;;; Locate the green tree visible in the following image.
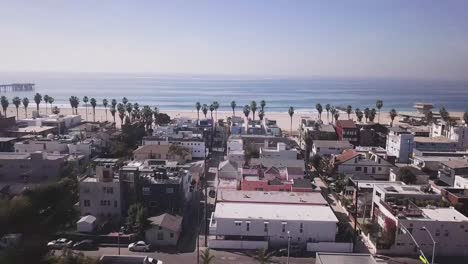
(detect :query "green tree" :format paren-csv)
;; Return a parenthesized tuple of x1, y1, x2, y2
(12, 96, 21, 119)
(376, 100, 383, 123)
(90, 98, 97, 122)
(48, 97, 54, 111)
(230, 100, 236, 116)
(389, 109, 397, 126)
(209, 104, 215, 120)
(117, 103, 125, 124)
(110, 108, 117, 123)
(201, 248, 215, 264)
(243, 105, 250, 119)
(334, 111, 340, 123)
(43, 94, 50, 114)
(82, 96, 89, 121)
(212, 101, 219, 121)
(355, 108, 363, 122)
(1, 96, 9, 117)
(122, 97, 128, 105)
(69, 96, 80, 115)
(439, 107, 450, 122)
(22, 97, 29, 118)
(202, 104, 208, 118)
(250, 101, 257, 120)
(102, 98, 109, 121)
(330, 106, 336, 123)
(399, 167, 417, 184)
(254, 248, 274, 264)
(316, 103, 323, 121)
(346, 105, 352, 119)
(369, 108, 377, 122)
(258, 110, 265, 121)
(34, 93, 42, 114)
(260, 100, 266, 111)
(111, 98, 117, 109)
(364, 107, 370, 122)
(195, 102, 201, 120)
(325, 104, 331, 122)
(288, 106, 295, 135)
(125, 103, 133, 118)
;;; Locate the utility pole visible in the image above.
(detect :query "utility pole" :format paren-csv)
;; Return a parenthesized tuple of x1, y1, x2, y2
(204, 151, 208, 247)
(352, 181, 359, 252)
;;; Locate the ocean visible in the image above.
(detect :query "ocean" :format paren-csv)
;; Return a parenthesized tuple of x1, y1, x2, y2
(1, 72, 467, 112)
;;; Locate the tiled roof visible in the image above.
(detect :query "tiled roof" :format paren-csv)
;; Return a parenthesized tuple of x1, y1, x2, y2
(148, 213, 183, 233)
(334, 149, 360, 164)
(336, 120, 357, 129)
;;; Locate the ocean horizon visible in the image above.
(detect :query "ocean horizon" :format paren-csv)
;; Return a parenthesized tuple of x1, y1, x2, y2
(1, 72, 467, 113)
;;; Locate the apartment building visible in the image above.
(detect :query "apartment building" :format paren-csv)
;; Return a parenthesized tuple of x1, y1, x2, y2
(386, 127, 414, 164)
(142, 136, 206, 159)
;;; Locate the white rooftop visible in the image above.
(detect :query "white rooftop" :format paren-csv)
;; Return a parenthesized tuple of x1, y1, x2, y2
(217, 190, 327, 205)
(214, 202, 338, 222)
(421, 207, 468, 222)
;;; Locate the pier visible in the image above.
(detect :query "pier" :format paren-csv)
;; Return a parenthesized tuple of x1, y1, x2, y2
(0, 83, 35, 93)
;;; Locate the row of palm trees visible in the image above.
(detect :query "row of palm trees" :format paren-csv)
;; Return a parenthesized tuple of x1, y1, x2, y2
(0, 93, 55, 119)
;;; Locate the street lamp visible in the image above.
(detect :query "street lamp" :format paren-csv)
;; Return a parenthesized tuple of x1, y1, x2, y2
(287, 231, 291, 264)
(400, 223, 429, 264)
(421, 226, 436, 264)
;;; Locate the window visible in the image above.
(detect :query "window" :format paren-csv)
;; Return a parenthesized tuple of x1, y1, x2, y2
(356, 167, 362, 172)
(235, 221, 242, 227)
(143, 187, 150, 195)
(300, 223, 303, 233)
(114, 200, 118, 208)
(282, 222, 287, 233)
(246, 221, 250, 232)
(264, 222, 269, 232)
(378, 167, 382, 171)
(84, 200, 90, 207)
(166, 188, 174, 194)
(170, 233, 174, 238)
(157, 232, 164, 240)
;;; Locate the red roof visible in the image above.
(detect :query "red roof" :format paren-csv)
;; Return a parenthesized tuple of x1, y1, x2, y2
(336, 120, 357, 129)
(334, 149, 359, 164)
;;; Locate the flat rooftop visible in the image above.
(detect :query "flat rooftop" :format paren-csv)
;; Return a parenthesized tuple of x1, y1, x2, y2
(0, 137, 17, 143)
(376, 184, 433, 195)
(217, 190, 327, 205)
(214, 202, 338, 222)
(421, 207, 468, 222)
(316, 253, 378, 264)
(9, 126, 55, 133)
(441, 159, 468, 169)
(414, 136, 455, 143)
(313, 140, 352, 148)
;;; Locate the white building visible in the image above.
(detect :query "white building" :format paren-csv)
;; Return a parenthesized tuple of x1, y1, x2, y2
(17, 114, 82, 133)
(263, 119, 281, 137)
(145, 213, 183, 247)
(454, 176, 468, 189)
(259, 142, 297, 160)
(431, 122, 468, 149)
(76, 215, 97, 233)
(209, 202, 338, 249)
(15, 139, 92, 158)
(79, 164, 121, 219)
(142, 136, 207, 159)
(312, 140, 353, 157)
(333, 150, 395, 180)
(386, 127, 414, 163)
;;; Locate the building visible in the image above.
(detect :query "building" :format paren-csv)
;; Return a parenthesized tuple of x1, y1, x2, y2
(335, 120, 358, 145)
(218, 160, 240, 180)
(312, 140, 353, 157)
(6, 126, 56, 137)
(431, 122, 468, 149)
(263, 119, 281, 136)
(259, 142, 298, 160)
(226, 136, 245, 165)
(440, 188, 468, 216)
(216, 189, 328, 205)
(386, 127, 414, 164)
(438, 159, 468, 186)
(454, 176, 468, 189)
(414, 136, 458, 152)
(79, 164, 122, 219)
(389, 166, 429, 185)
(133, 144, 192, 163)
(332, 150, 395, 180)
(0, 151, 68, 182)
(209, 202, 338, 249)
(14, 138, 92, 158)
(145, 213, 183, 247)
(142, 136, 206, 159)
(315, 253, 379, 264)
(356, 123, 388, 148)
(0, 137, 16, 152)
(76, 215, 97, 233)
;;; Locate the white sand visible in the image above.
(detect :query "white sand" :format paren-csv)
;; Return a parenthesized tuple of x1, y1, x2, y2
(4, 106, 465, 132)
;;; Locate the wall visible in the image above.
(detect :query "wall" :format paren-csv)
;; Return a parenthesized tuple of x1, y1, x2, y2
(306, 242, 353, 252)
(209, 239, 268, 250)
(145, 226, 179, 246)
(386, 132, 414, 163)
(0, 152, 65, 182)
(79, 179, 121, 219)
(241, 179, 292, 192)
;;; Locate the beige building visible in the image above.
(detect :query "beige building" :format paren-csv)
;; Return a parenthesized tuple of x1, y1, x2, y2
(145, 213, 183, 247)
(133, 145, 192, 163)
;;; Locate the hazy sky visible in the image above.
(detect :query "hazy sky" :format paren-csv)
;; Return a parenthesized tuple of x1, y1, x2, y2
(1, 0, 467, 80)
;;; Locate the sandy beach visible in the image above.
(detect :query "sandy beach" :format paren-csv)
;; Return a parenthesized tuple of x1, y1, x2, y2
(4, 106, 465, 132)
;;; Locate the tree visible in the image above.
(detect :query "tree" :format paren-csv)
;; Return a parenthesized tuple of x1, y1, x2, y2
(122, 97, 128, 105)
(200, 248, 215, 264)
(288, 106, 295, 135)
(22, 97, 29, 118)
(126, 103, 133, 118)
(168, 144, 191, 162)
(464, 110, 468, 126)
(304, 131, 314, 163)
(243, 105, 250, 119)
(369, 108, 377, 122)
(376, 100, 383, 123)
(202, 104, 208, 118)
(334, 111, 340, 123)
(258, 110, 265, 121)
(230, 101, 236, 116)
(310, 154, 322, 170)
(260, 100, 266, 111)
(142, 105, 154, 131)
(33, 93, 42, 114)
(117, 103, 125, 125)
(52, 106, 60, 115)
(43, 94, 50, 114)
(346, 105, 352, 119)
(102, 99, 109, 121)
(83, 96, 89, 121)
(90, 98, 97, 122)
(1, 96, 9, 117)
(133, 103, 140, 121)
(12, 96, 21, 119)
(355, 108, 363, 122)
(330, 106, 336, 123)
(69, 96, 80, 115)
(250, 101, 257, 120)
(389, 109, 397, 126)
(325, 104, 331, 122)
(111, 98, 117, 109)
(364, 107, 370, 122)
(48, 97, 54, 110)
(316, 103, 323, 121)
(195, 102, 201, 120)
(209, 104, 215, 120)
(399, 167, 417, 184)
(126, 204, 149, 235)
(425, 111, 434, 124)
(46, 248, 98, 264)
(110, 108, 116, 123)
(212, 101, 219, 121)
(439, 107, 450, 122)
(254, 248, 274, 264)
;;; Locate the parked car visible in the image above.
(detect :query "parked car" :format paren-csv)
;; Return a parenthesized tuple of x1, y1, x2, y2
(128, 241, 151, 252)
(72, 240, 97, 250)
(47, 238, 73, 249)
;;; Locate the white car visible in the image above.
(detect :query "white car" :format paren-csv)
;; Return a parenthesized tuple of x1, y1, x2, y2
(128, 241, 151, 252)
(47, 238, 73, 249)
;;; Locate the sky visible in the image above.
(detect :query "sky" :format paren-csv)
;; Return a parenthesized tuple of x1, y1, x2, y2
(0, 0, 467, 80)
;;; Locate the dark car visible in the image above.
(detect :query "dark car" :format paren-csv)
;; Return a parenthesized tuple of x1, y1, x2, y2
(72, 240, 97, 250)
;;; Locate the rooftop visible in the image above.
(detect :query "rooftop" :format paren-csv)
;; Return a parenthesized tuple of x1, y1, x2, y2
(8, 126, 55, 133)
(313, 140, 353, 148)
(315, 253, 378, 264)
(0, 137, 17, 143)
(334, 149, 360, 164)
(414, 136, 455, 144)
(217, 190, 326, 205)
(336, 120, 357, 129)
(441, 159, 468, 169)
(421, 207, 468, 222)
(214, 202, 338, 222)
(148, 213, 183, 233)
(376, 184, 433, 195)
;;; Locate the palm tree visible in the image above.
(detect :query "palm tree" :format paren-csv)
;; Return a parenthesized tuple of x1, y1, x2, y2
(200, 248, 215, 264)
(316, 103, 323, 121)
(376, 100, 383, 123)
(439, 107, 450, 122)
(463, 110, 468, 126)
(110, 108, 116, 123)
(90, 98, 97, 122)
(202, 104, 208, 118)
(364, 107, 370, 122)
(12, 96, 21, 119)
(389, 109, 398, 126)
(346, 105, 352, 119)
(209, 104, 215, 120)
(258, 110, 265, 121)
(83, 96, 89, 121)
(142, 106, 154, 131)
(111, 99, 117, 109)
(288, 106, 295, 135)
(126, 103, 133, 117)
(369, 108, 377, 122)
(22, 97, 29, 118)
(260, 100, 266, 111)
(48, 97, 54, 110)
(100, 99, 108, 121)
(195, 102, 201, 120)
(117, 103, 125, 125)
(122, 97, 128, 105)
(34, 93, 42, 114)
(1, 96, 9, 117)
(43, 94, 50, 114)
(425, 111, 434, 124)
(334, 111, 340, 123)
(243, 105, 250, 119)
(325, 104, 331, 123)
(330, 106, 336, 123)
(51, 106, 60, 115)
(254, 248, 275, 264)
(250, 101, 258, 120)
(355, 109, 363, 122)
(133, 103, 140, 121)
(69, 96, 80, 115)
(230, 101, 237, 116)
